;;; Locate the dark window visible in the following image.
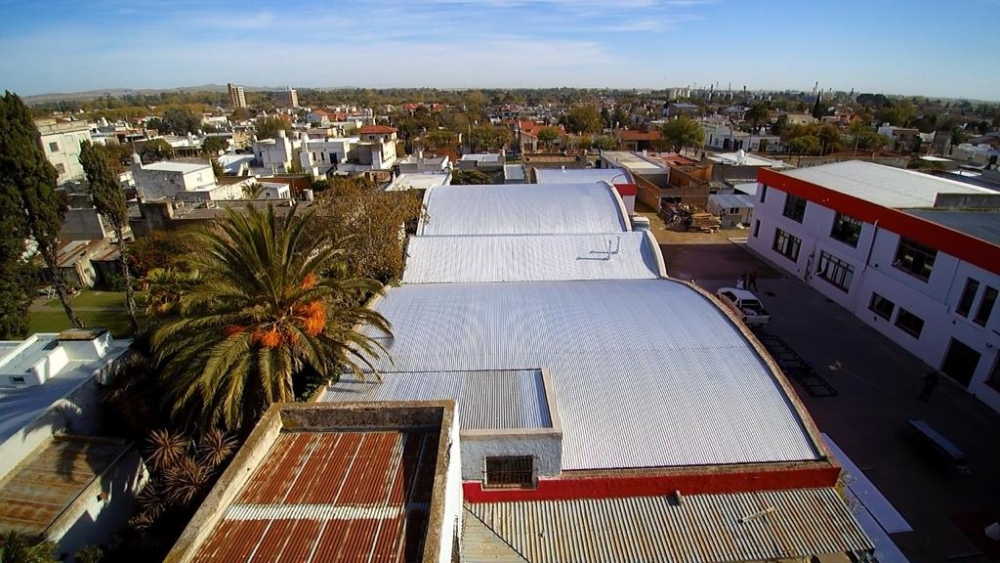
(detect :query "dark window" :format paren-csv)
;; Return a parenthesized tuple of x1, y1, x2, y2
(49, 142, 59, 152)
(974, 286, 997, 326)
(772, 228, 801, 262)
(956, 278, 980, 317)
(782, 194, 807, 222)
(869, 293, 895, 320)
(830, 213, 862, 247)
(760, 184, 767, 203)
(484, 456, 534, 488)
(10, 376, 25, 384)
(941, 338, 981, 387)
(893, 238, 936, 281)
(988, 356, 1000, 391)
(817, 251, 855, 292)
(55, 163, 66, 174)
(753, 220, 760, 238)
(894, 308, 925, 338)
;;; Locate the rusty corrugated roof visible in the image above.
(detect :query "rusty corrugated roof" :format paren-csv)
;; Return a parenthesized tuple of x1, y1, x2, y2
(192, 430, 438, 562)
(0, 436, 126, 536)
(465, 487, 874, 563)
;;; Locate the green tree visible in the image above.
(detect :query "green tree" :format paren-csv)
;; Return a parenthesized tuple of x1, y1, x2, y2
(591, 135, 619, 150)
(202, 136, 226, 155)
(255, 116, 292, 140)
(0, 150, 33, 338)
(468, 124, 511, 152)
(151, 203, 391, 431)
(450, 169, 493, 185)
(951, 126, 970, 146)
(0, 530, 58, 563)
(129, 229, 199, 276)
(563, 104, 603, 134)
(816, 123, 843, 155)
(788, 135, 821, 156)
(230, 107, 250, 122)
(536, 126, 560, 150)
(0, 92, 82, 328)
(745, 102, 770, 129)
(138, 138, 173, 163)
(79, 141, 139, 333)
(660, 117, 705, 152)
(311, 177, 425, 283)
(149, 108, 201, 135)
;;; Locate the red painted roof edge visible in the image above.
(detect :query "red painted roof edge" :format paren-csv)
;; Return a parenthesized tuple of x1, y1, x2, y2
(614, 183, 638, 196)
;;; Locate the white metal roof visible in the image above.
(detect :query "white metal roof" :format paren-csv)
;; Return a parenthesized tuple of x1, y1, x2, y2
(420, 183, 628, 236)
(534, 168, 632, 184)
(779, 160, 997, 209)
(325, 369, 551, 430)
(707, 152, 790, 168)
(342, 279, 819, 470)
(402, 232, 663, 284)
(709, 193, 756, 210)
(142, 161, 211, 173)
(465, 488, 873, 562)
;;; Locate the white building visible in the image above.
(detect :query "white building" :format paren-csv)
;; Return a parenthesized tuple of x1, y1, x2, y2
(0, 329, 146, 558)
(131, 158, 242, 202)
(297, 134, 357, 173)
(749, 161, 1000, 411)
(35, 119, 92, 185)
(252, 129, 300, 173)
(386, 171, 451, 191)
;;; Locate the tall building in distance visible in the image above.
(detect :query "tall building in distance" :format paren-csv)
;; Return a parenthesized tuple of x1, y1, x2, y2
(270, 86, 298, 108)
(226, 83, 246, 108)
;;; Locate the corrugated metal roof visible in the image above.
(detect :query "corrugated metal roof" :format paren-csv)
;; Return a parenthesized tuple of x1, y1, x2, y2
(337, 279, 819, 470)
(534, 168, 631, 185)
(193, 430, 438, 563)
(465, 488, 873, 563)
(904, 209, 1000, 246)
(0, 437, 126, 536)
(325, 370, 551, 430)
(708, 193, 756, 210)
(778, 160, 996, 209)
(420, 184, 628, 236)
(402, 233, 661, 284)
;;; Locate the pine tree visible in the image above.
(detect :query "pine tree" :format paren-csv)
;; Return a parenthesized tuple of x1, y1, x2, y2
(0, 166, 33, 338)
(0, 91, 82, 328)
(811, 94, 824, 120)
(79, 141, 139, 333)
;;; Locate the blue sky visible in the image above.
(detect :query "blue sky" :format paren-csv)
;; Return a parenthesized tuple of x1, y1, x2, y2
(1, 0, 997, 100)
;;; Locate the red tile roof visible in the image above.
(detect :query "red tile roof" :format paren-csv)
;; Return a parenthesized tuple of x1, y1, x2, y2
(192, 430, 438, 562)
(359, 125, 398, 134)
(617, 130, 661, 141)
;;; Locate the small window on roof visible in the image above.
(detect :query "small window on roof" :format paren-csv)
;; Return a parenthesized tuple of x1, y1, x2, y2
(484, 456, 534, 489)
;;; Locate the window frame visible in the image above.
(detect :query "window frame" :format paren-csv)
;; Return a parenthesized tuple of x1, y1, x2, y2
(483, 456, 535, 489)
(782, 194, 807, 223)
(48, 141, 59, 152)
(753, 220, 760, 238)
(973, 286, 997, 327)
(759, 184, 767, 203)
(955, 278, 980, 317)
(869, 293, 895, 320)
(892, 237, 937, 282)
(817, 251, 855, 292)
(988, 355, 1000, 392)
(830, 212, 862, 247)
(772, 228, 801, 262)
(894, 307, 925, 338)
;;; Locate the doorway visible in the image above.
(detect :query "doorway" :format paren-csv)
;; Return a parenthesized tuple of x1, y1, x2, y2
(941, 338, 981, 387)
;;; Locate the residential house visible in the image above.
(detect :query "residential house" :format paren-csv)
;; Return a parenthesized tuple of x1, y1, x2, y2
(35, 119, 92, 185)
(131, 157, 242, 202)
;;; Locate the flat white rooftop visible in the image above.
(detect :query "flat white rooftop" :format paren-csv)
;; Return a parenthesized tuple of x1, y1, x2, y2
(708, 152, 790, 168)
(387, 172, 450, 191)
(600, 151, 667, 172)
(778, 161, 998, 209)
(142, 161, 211, 173)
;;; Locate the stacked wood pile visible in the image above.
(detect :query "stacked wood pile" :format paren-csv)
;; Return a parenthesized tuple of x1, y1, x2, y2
(689, 212, 722, 233)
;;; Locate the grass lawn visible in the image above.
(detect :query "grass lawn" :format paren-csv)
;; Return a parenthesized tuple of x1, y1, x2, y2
(44, 290, 129, 309)
(29, 308, 138, 339)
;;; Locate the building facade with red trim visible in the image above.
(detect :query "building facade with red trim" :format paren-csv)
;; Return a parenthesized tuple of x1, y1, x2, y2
(750, 161, 1000, 411)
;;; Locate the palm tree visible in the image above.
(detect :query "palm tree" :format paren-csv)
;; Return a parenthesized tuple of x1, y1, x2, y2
(151, 203, 391, 431)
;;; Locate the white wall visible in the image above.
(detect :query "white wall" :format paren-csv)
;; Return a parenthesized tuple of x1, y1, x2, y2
(438, 411, 462, 563)
(41, 128, 92, 184)
(748, 183, 1000, 411)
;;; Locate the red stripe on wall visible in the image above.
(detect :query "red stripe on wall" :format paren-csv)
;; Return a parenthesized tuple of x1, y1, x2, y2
(758, 168, 1000, 277)
(463, 465, 841, 503)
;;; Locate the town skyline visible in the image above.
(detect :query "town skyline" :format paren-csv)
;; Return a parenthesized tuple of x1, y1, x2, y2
(2, 0, 998, 101)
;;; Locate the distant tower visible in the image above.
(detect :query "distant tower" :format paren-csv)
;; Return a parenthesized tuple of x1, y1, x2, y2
(227, 83, 247, 109)
(812, 81, 819, 97)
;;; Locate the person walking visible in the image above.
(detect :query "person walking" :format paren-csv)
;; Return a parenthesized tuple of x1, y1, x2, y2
(919, 371, 941, 402)
(740, 271, 748, 290)
(748, 270, 758, 291)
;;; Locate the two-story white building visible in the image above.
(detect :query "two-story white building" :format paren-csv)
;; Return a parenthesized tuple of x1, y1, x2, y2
(131, 158, 242, 202)
(35, 119, 92, 185)
(748, 161, 1000, 411)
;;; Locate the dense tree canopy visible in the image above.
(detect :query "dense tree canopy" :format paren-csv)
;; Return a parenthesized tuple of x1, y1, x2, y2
(255, 116, 292, 140)
(562, 104, 603, 134)
(149, 107, 201, 135)
(660, 117, 704, 152)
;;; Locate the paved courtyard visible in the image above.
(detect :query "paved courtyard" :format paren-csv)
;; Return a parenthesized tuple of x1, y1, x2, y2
(639, 207, 1000, 562)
